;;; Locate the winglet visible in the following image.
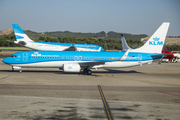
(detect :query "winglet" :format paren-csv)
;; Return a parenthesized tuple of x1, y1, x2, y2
(119, 49, 130, 61)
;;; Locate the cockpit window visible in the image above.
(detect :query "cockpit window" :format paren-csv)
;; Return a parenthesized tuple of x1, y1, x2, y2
(11, 55, 17, 58)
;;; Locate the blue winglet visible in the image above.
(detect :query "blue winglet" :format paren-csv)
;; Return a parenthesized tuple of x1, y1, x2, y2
(12, 24, 25, 34)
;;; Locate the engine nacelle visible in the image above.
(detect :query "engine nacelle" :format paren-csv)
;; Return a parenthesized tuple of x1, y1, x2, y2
(63, 63, 81, 72)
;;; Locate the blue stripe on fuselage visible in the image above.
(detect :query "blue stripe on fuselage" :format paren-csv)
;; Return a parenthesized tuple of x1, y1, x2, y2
(3, 51, 157, 65)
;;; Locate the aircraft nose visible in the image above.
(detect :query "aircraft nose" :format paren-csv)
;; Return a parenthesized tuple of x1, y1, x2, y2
(2, 57, 10, 64)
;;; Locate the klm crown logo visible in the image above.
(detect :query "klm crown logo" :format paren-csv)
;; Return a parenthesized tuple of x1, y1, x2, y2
(153, 37, 160, 41)
(31, 52, 41, 56)
(68, 66, 72, 69)
(149, 37, 163, 45)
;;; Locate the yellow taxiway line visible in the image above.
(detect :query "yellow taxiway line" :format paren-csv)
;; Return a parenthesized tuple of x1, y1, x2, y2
(98, 85, 113, 120)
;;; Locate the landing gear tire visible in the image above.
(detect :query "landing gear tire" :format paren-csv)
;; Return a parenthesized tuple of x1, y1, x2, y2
(87, 70, 92, 75)
(83, 68, 87, 74)
(19, 69, 22, 73)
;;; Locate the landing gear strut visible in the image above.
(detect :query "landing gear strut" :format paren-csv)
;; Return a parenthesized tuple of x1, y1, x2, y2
(158, 59, 162, 64)
(12, 66, 14, 72)
(83, 68, 92, 75)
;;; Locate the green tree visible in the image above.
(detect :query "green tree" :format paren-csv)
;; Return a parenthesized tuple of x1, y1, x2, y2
(39, 36, 46, 41)
(51, 38, 59, 42)
(57, 37, 63, 42)
(45, 36, 52, 42)
(63, 37, 70, 43)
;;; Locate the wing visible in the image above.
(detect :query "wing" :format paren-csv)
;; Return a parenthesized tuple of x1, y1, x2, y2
(78, 61, 106, 67)
(77, 50, 128, 67)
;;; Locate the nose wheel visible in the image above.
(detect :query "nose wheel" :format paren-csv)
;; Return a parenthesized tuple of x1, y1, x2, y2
(83, 68, 92, 75)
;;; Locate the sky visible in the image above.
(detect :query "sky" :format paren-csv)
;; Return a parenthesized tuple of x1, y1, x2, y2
(0, 0, 179, 36)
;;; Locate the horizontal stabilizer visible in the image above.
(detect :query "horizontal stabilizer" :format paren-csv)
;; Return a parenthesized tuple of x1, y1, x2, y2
(151, 53, 174, 57)
(6, 40, 15, 43)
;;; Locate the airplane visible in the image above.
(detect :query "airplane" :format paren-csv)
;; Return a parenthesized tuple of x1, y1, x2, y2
(121, 34, 132, 52)
(7, 24, 104, 52)
(3, 22, 170, 75)
(121, 32, 175, 63)
(161, 50, 174, 62)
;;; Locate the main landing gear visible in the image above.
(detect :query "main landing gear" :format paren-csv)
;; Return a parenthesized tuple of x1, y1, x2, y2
(83, 68, 92, 75)
(12, 66, 22, 73)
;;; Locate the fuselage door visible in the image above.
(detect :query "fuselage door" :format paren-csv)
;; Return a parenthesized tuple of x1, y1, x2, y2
(138, 54, 142, 63)
(23, 52, 28, 62)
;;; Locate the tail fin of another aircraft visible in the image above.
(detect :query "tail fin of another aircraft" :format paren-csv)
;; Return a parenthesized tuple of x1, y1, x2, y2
(121, 34, 132, 51)
(12, 24, 33, 43)
(131, 22, 170, 53)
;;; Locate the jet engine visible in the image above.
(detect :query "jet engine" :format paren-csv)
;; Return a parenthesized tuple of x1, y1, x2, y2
(18, 41, 26, 46)
(63, 63, 81, 72)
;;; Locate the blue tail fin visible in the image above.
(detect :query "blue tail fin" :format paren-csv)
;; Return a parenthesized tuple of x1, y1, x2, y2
(12, 24, 33, 42)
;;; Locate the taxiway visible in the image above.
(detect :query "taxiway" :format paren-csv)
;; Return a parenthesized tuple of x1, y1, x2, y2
(0, 58, 180, 120)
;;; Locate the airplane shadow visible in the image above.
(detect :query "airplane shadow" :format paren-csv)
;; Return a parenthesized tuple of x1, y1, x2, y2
(93, 69, 142, 74)
(0, 70, 60, 74)
(0, 69, 143, 74)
